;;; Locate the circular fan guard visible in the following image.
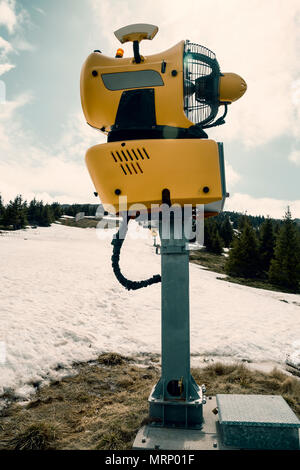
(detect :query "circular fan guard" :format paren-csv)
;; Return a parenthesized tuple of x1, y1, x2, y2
(183, 41, 221, 128)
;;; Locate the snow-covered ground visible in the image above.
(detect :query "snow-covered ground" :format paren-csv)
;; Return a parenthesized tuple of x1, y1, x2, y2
(0, 223, 299, 400)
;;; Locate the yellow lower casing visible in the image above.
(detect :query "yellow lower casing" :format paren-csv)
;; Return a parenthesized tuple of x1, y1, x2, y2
(85, 139, 223, 213)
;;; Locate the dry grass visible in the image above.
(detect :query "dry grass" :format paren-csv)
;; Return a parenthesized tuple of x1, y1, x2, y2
(189, 249, 300, 294)
(0, 354, 299, 450)
(59, 218, 100, 229)
(6, 422, 60, 450)
(97, 352, 132, 366)
(59, 218, 120, 229)
(189, 249, 226, 274)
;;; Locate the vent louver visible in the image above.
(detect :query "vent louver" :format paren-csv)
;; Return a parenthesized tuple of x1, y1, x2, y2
(111, 147, 149, 175)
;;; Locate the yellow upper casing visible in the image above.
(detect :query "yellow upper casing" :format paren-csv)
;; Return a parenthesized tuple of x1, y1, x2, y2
(85, 139, 223, 213)
(80, 41, 193, 132)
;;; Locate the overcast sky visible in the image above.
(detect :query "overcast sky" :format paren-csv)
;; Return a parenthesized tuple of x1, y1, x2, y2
(0, 0, 299, 218)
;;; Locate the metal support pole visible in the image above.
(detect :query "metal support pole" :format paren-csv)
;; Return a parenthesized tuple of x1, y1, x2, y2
(148, 213, 205, 428)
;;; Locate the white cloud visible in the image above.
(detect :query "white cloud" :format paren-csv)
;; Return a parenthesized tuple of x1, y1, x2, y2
(0, 36, 15, 75)
(226, 192, 300, 219)
(0, 0, 17, 33)
(11, 37, 36, 52)
(0, 62, 14, 75)
(225, 162, 241, 187)
(0, 91, 31, 121)
(0, 95, 101, 205)
(34, 7, 45, 16)
(0, 93, 32, 149)
(0, 36, 13, 57)
(288, 149, 300, 166)
(0, 1, 33, 58)
(57, 111, 105, 161)
(0, 158, 96, 205)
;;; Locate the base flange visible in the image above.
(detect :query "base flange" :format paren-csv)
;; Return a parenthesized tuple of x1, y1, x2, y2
(133, 397, 227, 450)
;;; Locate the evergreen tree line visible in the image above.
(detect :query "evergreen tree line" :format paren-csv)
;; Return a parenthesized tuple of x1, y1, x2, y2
(0, 195, 63, 229)
(62, 204, 98, 217)
(203, 211, 285, 256)
(203, 209, 300, 292)
(0, 195, 100, 230)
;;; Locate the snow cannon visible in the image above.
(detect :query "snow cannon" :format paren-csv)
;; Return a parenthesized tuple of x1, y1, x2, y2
(80, 23, 247, 218)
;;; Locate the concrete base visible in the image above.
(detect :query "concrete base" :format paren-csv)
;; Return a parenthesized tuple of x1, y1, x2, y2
(133, 395, 300, 450)
(133, 397, 232, 450)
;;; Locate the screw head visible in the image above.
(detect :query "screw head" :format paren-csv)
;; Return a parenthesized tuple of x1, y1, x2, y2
(171, 69, 177, 76)
(203, 186, 210, 193)
(115, 189, 121, 195)
(92, 70, 98, 77)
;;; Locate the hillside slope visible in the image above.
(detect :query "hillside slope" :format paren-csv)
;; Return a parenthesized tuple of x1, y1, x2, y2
(0, 223, 299, 401)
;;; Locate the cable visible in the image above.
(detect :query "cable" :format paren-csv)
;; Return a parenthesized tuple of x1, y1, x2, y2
(203, 103, 228, 129)
(111, 214, 161, 290)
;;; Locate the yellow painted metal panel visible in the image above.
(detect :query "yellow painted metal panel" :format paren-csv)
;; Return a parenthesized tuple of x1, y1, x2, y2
(80, 41, 192, 132)
(85, 139, 222, 213)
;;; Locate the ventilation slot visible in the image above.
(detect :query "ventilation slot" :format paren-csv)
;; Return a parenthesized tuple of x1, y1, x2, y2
(120, 164, 127, 175)
(111, 147, 149, 175)
(116, 151, 123, 162)
(121, 150, 128, 161)
(142, 147, 150, 159)
(136, 162, 143, 174)
(137, 149, 144, 160)
(111, 152, 117, 162)
(131, 149, 139, 160)
(126, 150, 134, 161)
(131, 163, 138, 174)
(125, 164, 132, 175)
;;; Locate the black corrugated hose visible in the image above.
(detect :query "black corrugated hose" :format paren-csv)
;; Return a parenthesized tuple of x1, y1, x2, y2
(111, 214, 161, 290)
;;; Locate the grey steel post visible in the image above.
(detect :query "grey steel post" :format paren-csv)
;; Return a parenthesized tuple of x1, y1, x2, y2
(149, 211, 204, 428)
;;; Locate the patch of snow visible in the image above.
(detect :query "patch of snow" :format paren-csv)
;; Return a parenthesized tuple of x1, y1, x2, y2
(0, 222, 299, 399)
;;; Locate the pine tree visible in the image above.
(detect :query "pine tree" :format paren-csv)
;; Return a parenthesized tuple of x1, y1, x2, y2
(225, 220, 260, 278)
(210, 228, 224, 255)
(37, 202, 52, 226)
(51, 202, 63, 220)
(259, 217, 275, 274)
(2, 195, 28, 230)
(204, 219, 213, 251)
(0, 194, 4, 225)
(238, 214, 249, 232)
(268, 208, 300, 291)
(28, 198, 39, 225)
(204, 219, 224, 255)
(220, 216, 234, 248)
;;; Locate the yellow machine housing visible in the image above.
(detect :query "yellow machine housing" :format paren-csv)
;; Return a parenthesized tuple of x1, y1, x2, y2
(81, 25, 246, 215)
(81, 41, 189, 133)
(80, 41, 246, 133)
(86, 139, 225, 216)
